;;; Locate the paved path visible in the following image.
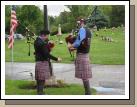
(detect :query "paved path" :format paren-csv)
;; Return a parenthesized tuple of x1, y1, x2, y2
(5, 62, 125, 95)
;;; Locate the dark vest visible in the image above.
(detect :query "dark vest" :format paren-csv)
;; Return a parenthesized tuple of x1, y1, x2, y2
(77, 27, 92, 53)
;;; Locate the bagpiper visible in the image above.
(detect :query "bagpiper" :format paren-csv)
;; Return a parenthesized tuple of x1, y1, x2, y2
(34, 30, 61, 95)
(68, 19, 93, 95)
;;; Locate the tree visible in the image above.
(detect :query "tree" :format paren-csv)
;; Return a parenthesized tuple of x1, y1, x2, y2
(99, 5, 112, 27)
(5, 5, 11, 34)
(66, 5, 92, 20)
(87, 6, 109, 30)
(110, 5, 125, 27)
(5, 5, 125, 35)
(5, 5, 44, 35)
(17, 5, 43, 35)
(49, 11, 73, 34)
(49, 16, 55, 26)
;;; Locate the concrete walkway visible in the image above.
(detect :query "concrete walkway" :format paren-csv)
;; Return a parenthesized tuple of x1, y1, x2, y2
(5, 62, 125, 95)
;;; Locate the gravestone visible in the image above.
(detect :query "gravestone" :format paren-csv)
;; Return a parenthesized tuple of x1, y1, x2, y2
(57, 24, 63, 44)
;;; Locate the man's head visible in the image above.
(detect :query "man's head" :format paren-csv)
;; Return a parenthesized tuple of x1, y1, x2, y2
(39, 30, 50, 40)
(77, 19, 86, 28)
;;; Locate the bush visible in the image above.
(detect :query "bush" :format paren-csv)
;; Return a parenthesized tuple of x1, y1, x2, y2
(61, 23, 74, 33)
(50, 23, 74, 35)
(50, 25, 58, 35)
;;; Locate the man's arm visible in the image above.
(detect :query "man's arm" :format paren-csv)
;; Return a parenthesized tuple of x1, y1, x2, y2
(41, 43, 58, 61)
(72, 27, 86, 48)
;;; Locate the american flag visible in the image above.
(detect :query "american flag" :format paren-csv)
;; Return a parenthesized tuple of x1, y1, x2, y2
(8, 5, 18, 49)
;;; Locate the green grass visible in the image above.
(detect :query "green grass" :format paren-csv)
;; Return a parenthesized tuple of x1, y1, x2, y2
(5, 27, 125, 64)
(5, 80, 96, 95)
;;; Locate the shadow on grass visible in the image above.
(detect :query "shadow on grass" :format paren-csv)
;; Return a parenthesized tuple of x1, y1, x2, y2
(17, 81, 70, 89)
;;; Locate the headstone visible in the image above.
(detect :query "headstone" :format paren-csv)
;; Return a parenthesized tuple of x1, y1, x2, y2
(57, 24, 62, 43)
(101, 36, 104, 40)
(58, 24, 62, 36)
(59, 40, 63, 44)
(104, 27, 107, 31)
(92, 25, 97, 32)
(112, 27, 115, 31)
(103, 36, 113, 42)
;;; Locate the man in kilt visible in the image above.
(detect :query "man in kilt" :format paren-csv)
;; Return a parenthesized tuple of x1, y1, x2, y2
(34, 30, 61, 95)
(68, 19, 92, 95)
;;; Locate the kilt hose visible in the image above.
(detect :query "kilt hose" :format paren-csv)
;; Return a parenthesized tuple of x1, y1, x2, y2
(75, 53, 92, 79)
(35, 61, 51, 80)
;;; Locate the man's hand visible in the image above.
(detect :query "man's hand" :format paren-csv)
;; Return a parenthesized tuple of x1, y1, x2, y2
(67, 43, 76, 51)
(70, 47, 76, 51)
(57, 57, 62, 62)
(67, 42, 72, 48)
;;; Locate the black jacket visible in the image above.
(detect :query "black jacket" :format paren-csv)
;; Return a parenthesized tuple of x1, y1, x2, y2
(77, 27, 92, 53)
(34, 37, 58, 61)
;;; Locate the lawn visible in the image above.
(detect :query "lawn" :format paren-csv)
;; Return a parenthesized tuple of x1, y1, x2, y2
(5, 27, 125, 64)
(5, 80, 96, 95)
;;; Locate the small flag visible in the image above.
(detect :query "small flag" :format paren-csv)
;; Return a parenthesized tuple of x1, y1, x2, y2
(8, 5, 18, 49)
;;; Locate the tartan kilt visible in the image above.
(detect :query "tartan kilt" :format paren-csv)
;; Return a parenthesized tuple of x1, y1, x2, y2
(35, 61, 51, 80)
(75, 53, 92, 79)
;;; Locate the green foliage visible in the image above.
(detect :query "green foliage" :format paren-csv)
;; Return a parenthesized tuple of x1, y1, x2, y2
(5, 5, 43, 35)
(49, 5, 94, 34)
(110, 5, 125, 27)
(18, 5, 43, 35)
(5, 5, 11, 34)
(87, 6, 109, 30)
(49, 5, 125, 33)
(50, 25, 58, 35)
(61, 23, 73, 33)
(49, 16, 56, 25)
(97, 5, 125, 27)
(67, 5, 92, 21)
(5, 5, 125, 35)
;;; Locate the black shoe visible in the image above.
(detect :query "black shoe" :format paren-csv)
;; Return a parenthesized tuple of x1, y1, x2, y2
(83, 80, 91, 95)
(37, 80, 45, 95)
(38, 91, 45, 95)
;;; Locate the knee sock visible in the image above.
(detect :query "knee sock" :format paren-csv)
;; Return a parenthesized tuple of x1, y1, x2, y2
(82, 79, 91, 95)
(37, 80, 45, 95)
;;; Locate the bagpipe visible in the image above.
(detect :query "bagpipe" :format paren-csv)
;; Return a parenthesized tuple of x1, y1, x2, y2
(45, 40, 55, 52)
(17, 21, 36, 56)
(44, 40, 55, 76)
(65, 30, 77, 59)
(17, 21, 55, 56)
(18, 21, 55, 76)
(65, 34, 76, 49)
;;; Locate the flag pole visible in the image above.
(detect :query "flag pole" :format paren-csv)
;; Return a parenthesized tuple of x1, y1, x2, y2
(11, 40, 14, 80)
(8, 5, 18, 94)
(10, 36, 14, 93)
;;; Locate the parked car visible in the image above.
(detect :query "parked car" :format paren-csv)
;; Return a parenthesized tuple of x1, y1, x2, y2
(5, 34, 9, 40)
(14, 34, 24, 40)
(5, 34, 24, 40)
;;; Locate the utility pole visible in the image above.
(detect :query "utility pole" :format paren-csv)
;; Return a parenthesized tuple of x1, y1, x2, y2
(43, 5, 57, 85)
(44, 5, 49, 30)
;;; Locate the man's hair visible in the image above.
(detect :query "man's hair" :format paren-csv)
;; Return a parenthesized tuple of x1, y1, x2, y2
(80, 19, 86, 24)
(40, 30, 50, 36)
(77, 19, 86, 26)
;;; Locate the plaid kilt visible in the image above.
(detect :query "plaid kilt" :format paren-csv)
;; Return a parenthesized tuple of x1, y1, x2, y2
(75, 53, 92, 79)
(35, 61, 51, 80)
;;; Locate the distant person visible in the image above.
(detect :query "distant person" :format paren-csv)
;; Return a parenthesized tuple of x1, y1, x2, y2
(68, 19, 93, 95)
(34, 30, 61, 95)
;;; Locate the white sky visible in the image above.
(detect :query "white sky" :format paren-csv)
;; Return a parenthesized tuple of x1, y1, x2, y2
(37, 5, 70, 16)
